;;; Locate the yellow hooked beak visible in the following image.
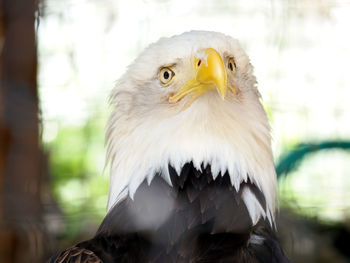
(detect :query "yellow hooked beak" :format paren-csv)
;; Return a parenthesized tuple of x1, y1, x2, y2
(169, 48, 232, 104)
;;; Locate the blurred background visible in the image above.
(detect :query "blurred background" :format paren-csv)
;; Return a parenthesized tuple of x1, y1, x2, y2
(1, 0, 350, 262)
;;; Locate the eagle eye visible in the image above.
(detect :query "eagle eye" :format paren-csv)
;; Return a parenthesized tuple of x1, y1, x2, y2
(159, 67, 175, 85)
(227, 57, 236, 72)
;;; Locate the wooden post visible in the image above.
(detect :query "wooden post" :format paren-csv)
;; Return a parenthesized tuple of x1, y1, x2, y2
(0, 0, 46, 262)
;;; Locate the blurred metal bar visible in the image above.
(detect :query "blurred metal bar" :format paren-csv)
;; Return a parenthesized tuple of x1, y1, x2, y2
(0, 0, 46, 262)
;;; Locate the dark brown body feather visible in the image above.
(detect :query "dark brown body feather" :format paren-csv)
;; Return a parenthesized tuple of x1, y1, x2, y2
(49, 163, 289, 263)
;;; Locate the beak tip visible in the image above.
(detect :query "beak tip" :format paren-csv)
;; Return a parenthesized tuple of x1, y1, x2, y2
(217, 86, 226, 100)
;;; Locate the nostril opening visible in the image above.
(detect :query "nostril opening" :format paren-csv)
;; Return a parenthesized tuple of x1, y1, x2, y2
(197, 60, 201, 67)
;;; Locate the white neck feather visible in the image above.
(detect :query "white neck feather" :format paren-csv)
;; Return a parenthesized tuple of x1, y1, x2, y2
(106, 91, 277, 226)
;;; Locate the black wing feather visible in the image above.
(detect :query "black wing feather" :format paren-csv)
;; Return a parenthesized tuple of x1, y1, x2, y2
(49, 247, 102, 263)
(50, 162, 289, 263)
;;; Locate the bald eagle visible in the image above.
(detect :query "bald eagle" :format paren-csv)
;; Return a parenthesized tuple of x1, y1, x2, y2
(50, 31, 289, 263)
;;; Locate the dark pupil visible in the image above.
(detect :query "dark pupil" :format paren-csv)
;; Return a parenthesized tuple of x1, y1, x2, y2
(164, 71, 170, 79)
(229, 62, 233, 71)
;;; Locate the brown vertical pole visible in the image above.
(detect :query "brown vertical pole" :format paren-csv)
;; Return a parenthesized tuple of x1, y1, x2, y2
(0, 0, 45, 262)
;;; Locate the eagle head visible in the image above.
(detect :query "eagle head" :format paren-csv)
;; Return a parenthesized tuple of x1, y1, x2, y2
(106, 31, 277, 226)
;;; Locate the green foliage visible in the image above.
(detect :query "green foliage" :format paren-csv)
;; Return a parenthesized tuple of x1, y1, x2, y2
(45, 114, 109, 237)
(277, 141, 350, 222)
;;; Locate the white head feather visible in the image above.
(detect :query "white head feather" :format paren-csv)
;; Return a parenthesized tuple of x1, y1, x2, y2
(106, 31, 277, 225)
